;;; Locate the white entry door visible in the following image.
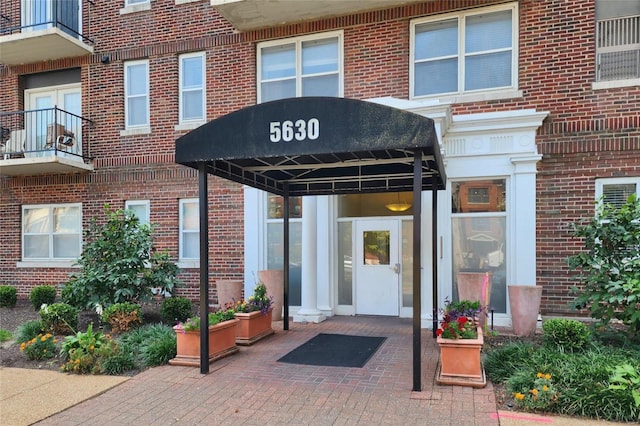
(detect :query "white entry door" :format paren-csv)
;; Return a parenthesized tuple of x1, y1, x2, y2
(355, 219, 400, 316)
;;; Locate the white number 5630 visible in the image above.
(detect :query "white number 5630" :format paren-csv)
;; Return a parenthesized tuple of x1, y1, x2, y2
(270, 118, 319, 143)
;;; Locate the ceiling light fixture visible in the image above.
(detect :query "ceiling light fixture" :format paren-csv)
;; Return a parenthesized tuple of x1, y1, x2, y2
(385, 192, 412, 212)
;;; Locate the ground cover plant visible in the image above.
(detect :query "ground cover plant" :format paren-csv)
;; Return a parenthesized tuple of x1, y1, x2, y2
(484, 330, 640, 422)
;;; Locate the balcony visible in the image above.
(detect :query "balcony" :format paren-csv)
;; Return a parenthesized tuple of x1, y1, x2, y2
(210, 0, 425, 31)
(596, 15, 640, 82)
(0, 107, 94, 176)
(0, 0, 94, 66)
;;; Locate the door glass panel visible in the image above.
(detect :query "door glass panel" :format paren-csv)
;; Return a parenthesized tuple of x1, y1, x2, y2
(362, 230, 390, 265)
(337, 221, 352, 305)
(267, 222, 302, 306)
(401, 220, 413, 308)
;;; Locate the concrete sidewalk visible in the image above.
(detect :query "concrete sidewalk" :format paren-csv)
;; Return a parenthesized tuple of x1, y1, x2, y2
(1, 317, 622, 425)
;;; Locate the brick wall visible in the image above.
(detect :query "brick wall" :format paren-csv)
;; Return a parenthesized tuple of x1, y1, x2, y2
(1, 0, 639, 314)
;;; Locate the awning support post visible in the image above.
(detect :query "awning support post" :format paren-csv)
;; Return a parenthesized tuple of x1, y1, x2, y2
(283, 184, 290, 331)
(412, 151, 422, 392)
(432, 174, 439, 337)
(198, 165, 210, 374)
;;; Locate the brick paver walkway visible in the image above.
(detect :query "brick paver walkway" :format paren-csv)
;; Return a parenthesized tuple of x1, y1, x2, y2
(37, 316, 498, 425)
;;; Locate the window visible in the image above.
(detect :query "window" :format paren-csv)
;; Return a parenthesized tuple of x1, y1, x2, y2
(258, 31, 342, 103)
(179, 199, 199, 260)
(125, 200, 150, 226)
(179, 52, 205, 124)
(451, 179, 507, 313)
(22, 204, 81, 260)
(596, 177, 640, 209)
(595, 0, 640, 83)
(124, 60, 149, 129)
(411, 3, 517, 98)
(126, 0, 149, 5)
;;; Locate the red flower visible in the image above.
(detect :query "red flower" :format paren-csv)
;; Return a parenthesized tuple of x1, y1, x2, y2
(457, 317, 468, 324)
(436, 329, 443, 336)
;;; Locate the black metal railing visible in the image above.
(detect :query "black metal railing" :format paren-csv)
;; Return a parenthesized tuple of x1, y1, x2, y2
(0, 107, 93, 161)
(0, 0, 94, 45)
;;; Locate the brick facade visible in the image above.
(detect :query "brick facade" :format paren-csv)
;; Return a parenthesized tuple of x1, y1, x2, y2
(1, 0, 639, 316)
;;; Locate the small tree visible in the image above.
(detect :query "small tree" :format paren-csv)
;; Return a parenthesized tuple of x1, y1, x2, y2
(62, 204, 179, 309)
(567, 194, 640, 336)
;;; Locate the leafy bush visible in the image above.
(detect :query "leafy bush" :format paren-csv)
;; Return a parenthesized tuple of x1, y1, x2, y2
(20, 333, 57, 360)
(101, 302, 142, 333)
(542, 318, 591, 352)
(609, 364, 640, 408)
(0, 286, 17, 308)
(29, 285, 57, 310)
(62, 205, 179, 310)
(40, 303, 78, 335)
(484, 341, 538, 383)
(61, 323, 115, 374)
(161, 297, 192, 324)
(567, 194, 640, 337)
(0, 329, 12, 342)
(15, 320, 45, 343)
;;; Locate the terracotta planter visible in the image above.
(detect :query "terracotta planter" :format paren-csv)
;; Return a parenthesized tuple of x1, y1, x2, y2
(436, 327, 486, 388)
(258, 270, 283, 321)
(457, 272, 492, 327)
(234, 309, 275, 345)
(169, 318, 239, 367)
(508, 285, 542, 336)
(216, 279, 243, 308)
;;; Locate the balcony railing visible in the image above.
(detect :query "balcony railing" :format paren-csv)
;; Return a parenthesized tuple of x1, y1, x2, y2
(0, 107, 94, 175)
(596, 15, 640, 81)
(0, 0, 94, 65)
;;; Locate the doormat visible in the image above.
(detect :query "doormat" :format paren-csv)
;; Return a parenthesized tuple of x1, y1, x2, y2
(277, 333, 386, 368)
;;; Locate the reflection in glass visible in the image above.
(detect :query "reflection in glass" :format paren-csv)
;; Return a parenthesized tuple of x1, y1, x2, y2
(362, 230, 390, 265)
(401, 220, 413, 308)
(267, 222, 302, 306)
(267, 195, 302, 219)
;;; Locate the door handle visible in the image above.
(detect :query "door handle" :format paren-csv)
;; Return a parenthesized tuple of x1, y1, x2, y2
(393, 263, 401, 274)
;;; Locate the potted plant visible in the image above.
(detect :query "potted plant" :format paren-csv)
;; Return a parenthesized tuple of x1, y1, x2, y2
(436, 298, 486, 388)
(229, 281, 274, 345)
(169, 308, 239, 367)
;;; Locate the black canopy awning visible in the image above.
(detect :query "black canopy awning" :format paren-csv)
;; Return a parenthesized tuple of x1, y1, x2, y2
(176, 97, 446, 195)
(175, 97, 446, 392)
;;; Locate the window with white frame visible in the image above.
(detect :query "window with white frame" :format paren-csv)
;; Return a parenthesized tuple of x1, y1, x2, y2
(125, 200, 150, 226)
(179, 52, 206, 124)
(126, 0, 149, 5)
(596, 177, 640, 209)
(257, 31, 342, 103)
(179, 199, 199, 260)
(22, 204, 82, 260)
(124, 60, 149, 128)
(411, 3, 517, 98)
(595, 1, 640, 83)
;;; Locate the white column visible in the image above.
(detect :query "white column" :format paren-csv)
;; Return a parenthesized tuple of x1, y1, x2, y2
(293, 196, 326, 323)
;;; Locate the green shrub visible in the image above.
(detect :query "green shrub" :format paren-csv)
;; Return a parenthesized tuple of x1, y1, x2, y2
(101, 302, 142, 333)
(161, 297, 192, 324)
(62, 205, 179, 309)
(118, 324, 176, 369)
(567, 194, 640, 336)
(29, 285, 57, 310)
(0, 329, 12, 342)
(20, 333, 57, 360)
(543, 318, 591, 351)
(484, 341, 538, 383)
(0, 286, 17, 308)
(40, 303, 78, 335)
(15, 320, 45, 343)
(100, 348, 137, 375)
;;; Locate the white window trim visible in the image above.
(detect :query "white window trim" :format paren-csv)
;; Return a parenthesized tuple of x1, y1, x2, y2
(410, 2, 519, 101)
(124, 59, 150, 130)
(21, 203, 82, 263)
(595, 177, 640, 204)
(179, 198, 199, 262)
(257, 30, 344, 103)
(178, 51, 206, 126)
(592, 78, 640, 91)
(125, 199, 150, 226)
(120, 0, 151, 15)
